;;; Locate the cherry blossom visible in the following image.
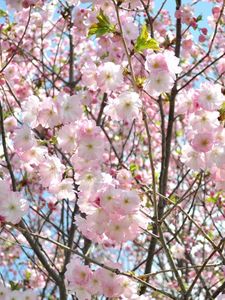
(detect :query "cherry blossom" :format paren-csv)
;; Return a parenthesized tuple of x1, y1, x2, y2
(192, 132, 214, 153)
(38, 156, 65, 187)
(105, 91, 141, 122)
(0, 0, 225, 299)
(13, 125, 36, 152)
(57, 124, 77, 153)
(97, 62, 123, 91)
(197, 83, 224, 111)
(57, 94, 83, 124)
(0, 180, 28, 224)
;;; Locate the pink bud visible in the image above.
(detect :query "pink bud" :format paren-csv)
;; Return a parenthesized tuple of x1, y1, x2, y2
(0, 74, 5, 86)
(201, 28, 208, 35)
(0, 215, 6, 223)
(199, 34, 206, 43)
(48, 202, 57, 211)
(212, 6, 220, 17)
(63, 86, 70, 93)
(175, 9, 182, 19)
(22, 0, 30, 8)
(94, 197, 101, 207)
(190, 20, 197, 29)
(135, 174, 142, 181)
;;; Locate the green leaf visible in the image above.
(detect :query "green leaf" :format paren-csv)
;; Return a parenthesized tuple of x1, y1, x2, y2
(206, 196, 218, 204)
(130, 163, 138, 173)
(49, 136, 58, 145)
(0, 9, 7, 18)
(208, 231, 214, 240)
(9, 281, 20, 291)
(3, 110, 12, 120)
(169, 195, 179, 204)
(147, 223, 153, 230)
(97, 9, 111, 26)
(2, 23, 15, 35)
(134, 24, 160, 53)
(196, 15, 202, 22)
(25, 270, 31, 281)
(175, 129, 183, 137)
(88, 9, 116, 38)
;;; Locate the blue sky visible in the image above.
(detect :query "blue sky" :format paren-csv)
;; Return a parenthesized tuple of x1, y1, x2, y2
(0, 0, 213, 24)
(0, 0, 6, 10)
(0, 0, 214, 45)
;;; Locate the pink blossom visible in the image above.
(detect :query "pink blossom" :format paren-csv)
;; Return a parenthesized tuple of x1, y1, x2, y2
(105, 215, 130, 242)
(76, 120, 101, 140)
(0, 186, 28, 224)
(4, 116, 17, 132)
(57, 124, 77, 153)
(144, 71, 174, 95)
(192, 132, 214, 153)
(81, 62, 98, 89)
(99, 186, 118, 212)
(115, 190, 140, 215)
(77, 136, 105, 161)
(176, 90, 196, 115)
(85, 209, 109, 235)
(206, 146, 225, 169)
(49, 178, 75, 201)
(22, 95, 40, 128)
(102, 279, 124, 298)
(181, 145, 205, 170)
(145, 50, 181, 79)
(87, 269, 103, 295)
(57, 94, 83, 124)
(217, 57, 225, 74)
(121, 17, 139, 43)
(97, 62, 123, 91)
(39, 156, 65, 187)
(116, 169, 132, 187)
(190, 110, 219, 131)
(197, 83, 224, 111)
(65, 256, 92, 300)
(72, 285, 91, 300)
(1, 2, 225, 299)
(201, 28, 208, 35)
(98, 268, 124, 298)
(38, 98, 59, 128)
(19, 146, 46, 165)
(65, 256, 92, 287)
(175, 5, 194, 25)
(105, 91, 141, 122)
(13, 125, 36, 152)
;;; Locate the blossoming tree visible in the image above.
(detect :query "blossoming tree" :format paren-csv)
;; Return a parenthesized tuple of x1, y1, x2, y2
(0, 0, 225, 299)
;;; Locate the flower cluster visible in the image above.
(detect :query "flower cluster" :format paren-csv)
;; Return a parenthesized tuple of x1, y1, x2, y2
(65, 256, 146, 300)
(144, 50, 181, 95)
(0, 180, 28, 224)
(6, 0, 41, 10)
(181, 82, 225, 189)
(6, 84, 145, 244)
(105, 91, 142, 123)
(0, 0, 224, 299)
(0, 284, 36, 300)
(76, 175, 145, 244)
